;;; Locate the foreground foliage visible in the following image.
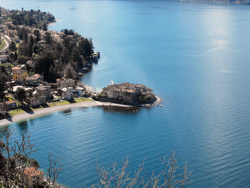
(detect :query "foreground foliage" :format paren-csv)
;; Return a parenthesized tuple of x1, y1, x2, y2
(92, 153, 192, 188)
(0, 129, 62, 187)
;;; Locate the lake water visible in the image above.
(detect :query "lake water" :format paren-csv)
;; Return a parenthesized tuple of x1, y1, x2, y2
(2, 0, 250, 187)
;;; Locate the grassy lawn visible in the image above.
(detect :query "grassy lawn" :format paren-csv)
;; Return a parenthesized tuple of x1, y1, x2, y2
(8, 98, 93, 116)
(9, 109, 25, 116)
(0, 39, 6, 51)
(48, 100, 71, 107)
(74, 98, 92, 103)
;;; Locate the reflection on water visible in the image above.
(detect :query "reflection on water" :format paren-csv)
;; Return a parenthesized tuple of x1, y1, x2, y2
(60, 109, 72, 116)
(101, 106, 140, 114)
(29, 114, 53, 126)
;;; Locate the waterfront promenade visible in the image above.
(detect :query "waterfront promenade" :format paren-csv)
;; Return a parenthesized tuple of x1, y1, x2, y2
(0, 97, 161, 127)
(0, 100, 132, 127)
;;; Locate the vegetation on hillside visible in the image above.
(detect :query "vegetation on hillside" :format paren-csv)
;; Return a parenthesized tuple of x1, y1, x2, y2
(0, 7, 95, 103)
(0, 7, 55, 31)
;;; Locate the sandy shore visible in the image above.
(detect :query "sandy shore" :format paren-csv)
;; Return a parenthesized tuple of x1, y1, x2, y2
(0, 97, 161, 128)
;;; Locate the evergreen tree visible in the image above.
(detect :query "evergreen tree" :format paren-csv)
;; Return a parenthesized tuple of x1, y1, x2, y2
(9, 41, 17, 52)
(15, 88, 26, 104)
(44, 32, 52, 45)
(43, 22, 47, 31)
(71, 46, 81, 63)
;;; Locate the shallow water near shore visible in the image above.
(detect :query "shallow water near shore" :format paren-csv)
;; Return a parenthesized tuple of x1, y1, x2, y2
(2, 0, 250, 187)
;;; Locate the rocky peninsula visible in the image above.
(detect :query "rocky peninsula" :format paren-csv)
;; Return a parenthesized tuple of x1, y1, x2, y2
(95, 82, 157, 106)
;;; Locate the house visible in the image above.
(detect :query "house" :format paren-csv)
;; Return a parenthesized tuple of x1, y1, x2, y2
(23, 167, 44, 187)
(92, 52, 100, 58)
(0, 55, 8, 63)
(76, 87, 84, 96)
(25, 74, 43, 86)
(13, 85, 24, 93)
(29, 96, 46, 107)
(61, 88, 72, 100)
(6, 100, 17, 110)
(50, 82, 59, 89)
(26, 60, 35, 68)
(60, 79, 76, 88)
(12, 66, 27, 82)
(36, 85, 51, 100)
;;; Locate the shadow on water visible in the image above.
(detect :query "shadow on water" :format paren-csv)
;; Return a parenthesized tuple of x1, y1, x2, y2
(100, 106, 141, 114)
(60, 109, 72, 116)
(16, 120, 29, 133)
(29, 114, 53, 125)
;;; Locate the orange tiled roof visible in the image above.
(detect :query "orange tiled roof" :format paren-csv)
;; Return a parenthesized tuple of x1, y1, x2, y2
(24, 167, 44, 176)
(12, 66, 21, 71)
(6, 101, 16, 104)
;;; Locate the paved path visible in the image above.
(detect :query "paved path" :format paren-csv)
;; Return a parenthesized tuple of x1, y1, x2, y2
(0, 100, 133, 127)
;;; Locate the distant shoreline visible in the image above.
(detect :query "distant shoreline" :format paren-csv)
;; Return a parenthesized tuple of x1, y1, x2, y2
(180, 0, 250, 5)
(0, 97, 161, 128)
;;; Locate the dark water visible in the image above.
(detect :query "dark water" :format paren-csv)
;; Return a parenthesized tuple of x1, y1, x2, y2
(2, 0, 250, 187)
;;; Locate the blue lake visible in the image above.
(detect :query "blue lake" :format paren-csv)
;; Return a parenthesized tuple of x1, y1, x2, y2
(2, 0, 250, 187)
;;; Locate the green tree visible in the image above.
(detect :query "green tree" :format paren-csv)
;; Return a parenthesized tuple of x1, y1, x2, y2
(44, 32, 52, 45)
(43, 22, 47, 31)
(34, 29, 40, 43)
(15, 88, 26, 104)
(71, 46, 81, 62)
(0, 67, 8, 101)
(9, 41, 16, 52)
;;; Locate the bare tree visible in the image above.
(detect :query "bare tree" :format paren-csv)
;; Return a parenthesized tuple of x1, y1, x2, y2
(92, 152, 192, 188)
(0, 129, 37, 187)
(14, 133, 37, 186)
(47, 153, 63, 187)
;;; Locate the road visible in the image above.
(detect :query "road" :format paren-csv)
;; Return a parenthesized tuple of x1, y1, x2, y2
(0, 33, 11, 53)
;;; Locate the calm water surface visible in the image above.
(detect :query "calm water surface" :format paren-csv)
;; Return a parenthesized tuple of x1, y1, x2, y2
(2, 0, 250, 187)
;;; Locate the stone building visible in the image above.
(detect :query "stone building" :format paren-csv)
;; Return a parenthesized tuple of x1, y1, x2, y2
(23, 167, 44, 187)
(29, 96, 46, 107)
(61, 88, 73, 101)
(25, 74, 43, 86)
(100, 83, 155, 105)
(35, 85, 51, 101)
(0, 55, 8, 63)
(6, 101, 17, 110)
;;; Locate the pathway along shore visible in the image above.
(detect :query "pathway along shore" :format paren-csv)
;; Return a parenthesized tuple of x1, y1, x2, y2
(0, 97, 161, 128)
